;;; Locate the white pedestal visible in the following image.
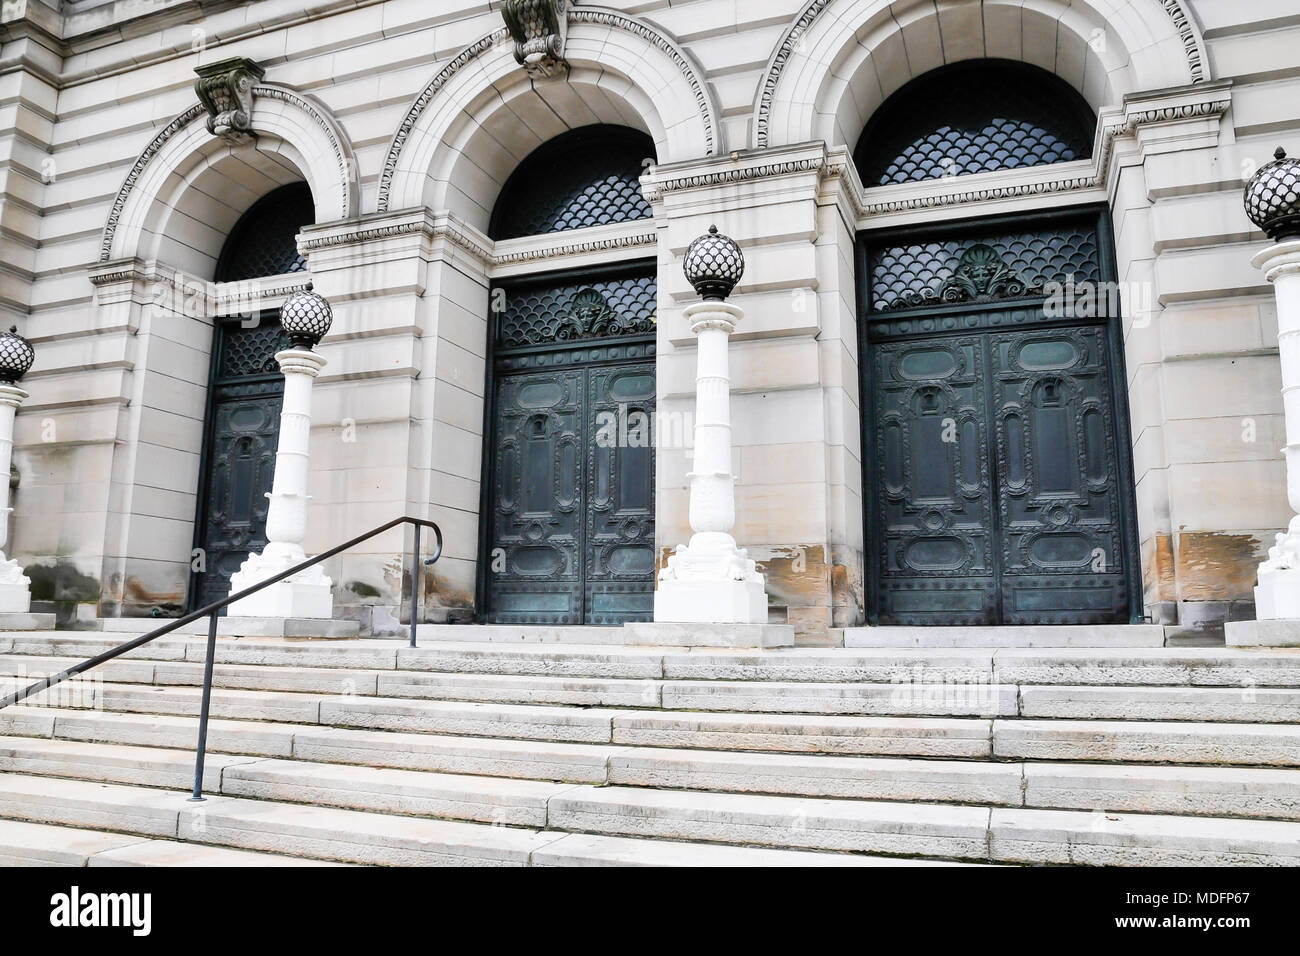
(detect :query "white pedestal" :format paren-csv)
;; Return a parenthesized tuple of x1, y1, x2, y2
(654, 575, 767, 625)
(0, 569, 31, 614)
(226, 559, 334, 619)
(0, 385, 32, 616)
(225, 349, 335, 620)
(654, 301, 771, 626)
(1249, 243, 1300, 622)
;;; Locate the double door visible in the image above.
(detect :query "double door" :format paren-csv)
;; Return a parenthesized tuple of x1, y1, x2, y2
(869, 322, 1132, 625)
(484, 352, 655, 624)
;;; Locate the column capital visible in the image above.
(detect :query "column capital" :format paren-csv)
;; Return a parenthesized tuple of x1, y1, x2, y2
(684, 301, 743, 336)
(0, 384, 29, 410)
(275, 348, 327, 378)
(1251, 239, 1300, 280)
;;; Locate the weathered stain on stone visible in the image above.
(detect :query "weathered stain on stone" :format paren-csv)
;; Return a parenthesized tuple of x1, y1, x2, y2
(1143, 532, 1177, 602)
(1174, 531, 1265, 602)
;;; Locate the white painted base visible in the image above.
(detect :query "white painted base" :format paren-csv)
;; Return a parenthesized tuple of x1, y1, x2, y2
(1253, 571, 1300, 620)
(0, 612, 54, 631)
(0, 581, 31, 614)
(227, 551, 333, 620)
(653, 579, 768, 625)
(1225, 619, 1300, 648)
(623, 622, 795, 648)
(0, 554, 31, 614)
(844, 625, 1168, 648)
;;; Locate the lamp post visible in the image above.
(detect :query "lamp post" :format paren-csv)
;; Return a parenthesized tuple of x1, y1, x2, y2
(227, 284, 336, 619)
(1230, 148, 1300, 645)
(653, 226, 770, 625)
(0, 327, 36, 620)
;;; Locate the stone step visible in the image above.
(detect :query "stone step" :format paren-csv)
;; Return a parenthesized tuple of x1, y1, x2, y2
(547, 786, 1300, 864)
(7, 723, 1300, 827)
(0, 818, 347, 867)
(994, 719, 1300, 766)
(844, 625, 1167, 648)
(9, 679, 1300, 765)
(18, 663, 1296, 731)
(9, 639, 1300, 688)
(0, 707, 616, 781)
(1019, 684, 1300, 723)
(0, 774, 894, 866)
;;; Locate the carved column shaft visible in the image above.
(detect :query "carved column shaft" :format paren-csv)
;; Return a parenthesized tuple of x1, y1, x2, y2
(686, 306, 739, 540)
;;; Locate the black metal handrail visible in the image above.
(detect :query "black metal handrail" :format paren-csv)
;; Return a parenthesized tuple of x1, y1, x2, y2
(0, 515, 442, 800)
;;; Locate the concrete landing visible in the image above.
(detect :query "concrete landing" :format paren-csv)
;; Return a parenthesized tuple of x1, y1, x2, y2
(100, 616, 360, 640)
(623, 622, 795, 648)
(0, 613, 54, 631)
(417, 623, 795, 648)
(1226, 620, 1300, 648)
(845, 625, 1167, 649)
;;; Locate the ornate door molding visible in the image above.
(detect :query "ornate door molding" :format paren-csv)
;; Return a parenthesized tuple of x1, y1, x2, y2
(859, 207, 1141, 625)
(480, 262, 657, 624)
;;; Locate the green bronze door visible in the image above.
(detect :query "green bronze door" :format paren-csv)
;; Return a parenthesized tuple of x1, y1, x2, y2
(481, 267, 657, 625)
(192, 317, 287, 610)
(861, 209, 1140, 625)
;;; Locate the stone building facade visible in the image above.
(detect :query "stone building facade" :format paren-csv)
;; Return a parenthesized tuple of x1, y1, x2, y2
(0, 0, 1294, 641)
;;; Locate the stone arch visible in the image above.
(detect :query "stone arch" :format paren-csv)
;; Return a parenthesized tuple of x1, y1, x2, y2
(755, 0, 1211, 150)
(99, 84, 358, 276)
(378, 9, 719, 226)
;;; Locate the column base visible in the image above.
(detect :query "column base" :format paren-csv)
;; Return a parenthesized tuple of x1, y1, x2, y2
(227, 551, 334, 619)
(0, 582, 31, 614)
(0, 555, 32, 614)
(653, 577, 768, 625)
(1253, 571, 1300, 620)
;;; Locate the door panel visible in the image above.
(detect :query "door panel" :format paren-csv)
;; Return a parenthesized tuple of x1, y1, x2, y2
(872, 336, 996, 625)
(487, 367, 586, 624)
(992, 326, 1129, 623)
(586, 362, 656, 623)
(484, 359, 656, 625)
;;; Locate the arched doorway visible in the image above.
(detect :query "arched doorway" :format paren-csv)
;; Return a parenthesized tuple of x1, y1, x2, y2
(191, 182, 313, 610)
(479, 126, 658, 625)
(856, 62, 1141, 626)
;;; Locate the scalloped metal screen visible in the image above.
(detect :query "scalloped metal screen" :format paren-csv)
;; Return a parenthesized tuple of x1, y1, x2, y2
(216, 183, 314, 282)
(867, 223, 1101, 313)
(490, 126, 655, 240)
(855, 61, 1096, 187)
(495, 270, 657, 349)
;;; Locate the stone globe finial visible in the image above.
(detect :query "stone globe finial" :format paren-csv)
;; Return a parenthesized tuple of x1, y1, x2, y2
(1245, 146, 1300, 242)
(0, 326, 35, 385)
(279, 281, 333, 350)
(683, 225, 745, 301)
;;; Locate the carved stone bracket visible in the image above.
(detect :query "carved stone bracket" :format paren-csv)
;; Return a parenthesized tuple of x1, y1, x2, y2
(501, 0, 569, 79)
(194, 57, 265, 145)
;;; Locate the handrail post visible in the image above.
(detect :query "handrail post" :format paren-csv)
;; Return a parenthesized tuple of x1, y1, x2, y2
(409, 524, 421, 649)
(189, 612, 219, 802)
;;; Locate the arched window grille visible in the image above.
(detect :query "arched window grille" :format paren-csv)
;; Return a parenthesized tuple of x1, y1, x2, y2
(489, 125, 656, 241)
(215, 182, 314, 282)
(854, 60, 1096, 188)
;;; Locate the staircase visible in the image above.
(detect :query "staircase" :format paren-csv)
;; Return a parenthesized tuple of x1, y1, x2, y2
(1, 628, 1298, 866)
